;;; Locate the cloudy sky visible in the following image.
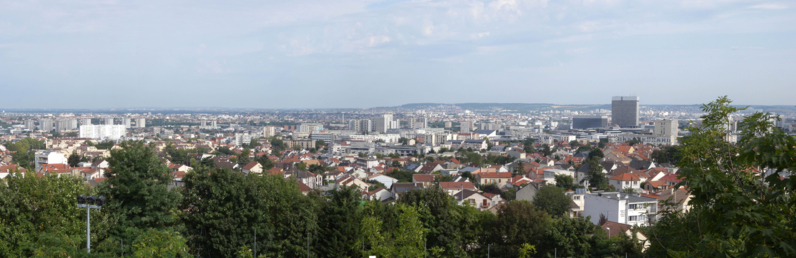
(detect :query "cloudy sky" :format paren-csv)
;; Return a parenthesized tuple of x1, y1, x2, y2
(0, 0, 794, 109)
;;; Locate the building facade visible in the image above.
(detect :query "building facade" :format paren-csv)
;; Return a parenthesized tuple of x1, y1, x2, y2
(612, 96, 639, 128)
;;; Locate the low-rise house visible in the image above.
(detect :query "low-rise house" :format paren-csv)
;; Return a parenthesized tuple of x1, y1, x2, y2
(515, 182, 545, 203)
(241, 162, 263, 175)
(567, 188, 587, 218)
(601, 221, 650, 251)
(391, 183, 423, 200)
(656, 188, 692, 213)
(367, 174, 399, 189)
(419, 162, 444, 174)
(439, 181, 477, 196)
(609, 173, 641, 192)
(454, 189, 494, 210)
(476, 172, 513, 188)
(366, 187, 392, 201)
(412, 174, 438, 188)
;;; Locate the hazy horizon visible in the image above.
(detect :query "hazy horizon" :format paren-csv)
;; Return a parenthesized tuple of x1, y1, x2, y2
(1, 0, 794, 109)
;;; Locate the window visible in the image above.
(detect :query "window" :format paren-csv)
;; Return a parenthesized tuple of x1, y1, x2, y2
(629, 216, 638, 221)
(629, 204, 637, 209)
(573, 196, 580, 200)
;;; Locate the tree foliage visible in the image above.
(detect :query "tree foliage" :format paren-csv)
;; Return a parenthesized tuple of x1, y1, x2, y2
(532, 186, 571, 218)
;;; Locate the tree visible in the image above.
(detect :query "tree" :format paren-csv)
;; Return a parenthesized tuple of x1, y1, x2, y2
(67, 153, 81, 167)
(569, 140, 581, 149)
(554, 174, 576, 190)
(645, 96, 796, 257)
(131, 228, 191, 258)
(587, 148, 604, 160)
(541, 145, 552, 156)
(486, 200, 550, 257)
(391, 161, 402, 168)
(0, 173, 107, 257)
(237, 148, 251, 167)
(181, 167, 319, 258)
(98, 140, 181, 252)
(500, 187, 517, 201)
(532, 186, 571, 218)
(425, 156, 435, 163)
(398, 187, 466, 257)
(316, 187, 363, 257)
(514, 162, 525, 177)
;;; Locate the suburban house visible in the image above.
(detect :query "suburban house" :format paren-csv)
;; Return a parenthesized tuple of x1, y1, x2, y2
(419, 162, 443, 174)
(462, 139, 488, 150)
(454, 189, 494, 210)
(412, 174, 438, 188)
(656, 188, 692, 213)
(367, 174, 399, 189)
(366, 187, 392, 201)
(583, 192, 658, 227)
(241, 161, 263, 174)
(567, 188, 587, 218)
(601, 221, 650, 251)
(476, 172, 513, 188)
(515, 182, 545, 203)
(609, 173, 641, 192)
(391, 183, 424, 200)
(543, 169, 587, 187)
(439, 181, 477, 196)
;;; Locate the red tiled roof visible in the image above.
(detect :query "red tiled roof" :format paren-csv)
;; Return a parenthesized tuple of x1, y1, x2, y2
(609, 173, 640, 181)
(413, 174, 437, 182)
(479, 172, 513, 178)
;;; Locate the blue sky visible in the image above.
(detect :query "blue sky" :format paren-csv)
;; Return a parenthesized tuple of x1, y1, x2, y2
(0, 0, 794, 109)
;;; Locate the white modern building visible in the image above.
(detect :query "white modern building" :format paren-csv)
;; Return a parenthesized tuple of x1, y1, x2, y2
(34, 150, 68, 171)
(543, 169, 588, 187)
(137, 118, 146, 128)
(583, 192, 658, 227)
(79, 125, 126, 140)
(123, 118, 133, 128)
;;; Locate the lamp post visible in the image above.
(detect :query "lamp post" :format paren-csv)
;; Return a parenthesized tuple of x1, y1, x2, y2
(77, 195, 105, 253)
(606, 227, 611, 238)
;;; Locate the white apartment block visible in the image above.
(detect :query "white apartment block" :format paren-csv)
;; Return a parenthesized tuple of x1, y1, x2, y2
(137, 118, 146, 128)
(584, 192, 658, 227)
(80, 125, 126, 140)
(34, 150, 67, 171)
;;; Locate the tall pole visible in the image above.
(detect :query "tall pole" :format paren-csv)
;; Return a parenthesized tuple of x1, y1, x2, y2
(86, 206, 91, 253)
(254, 229, 256, 258)
(307, 232, 309, 258)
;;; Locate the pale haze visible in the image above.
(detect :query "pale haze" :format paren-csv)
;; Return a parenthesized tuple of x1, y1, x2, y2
(0, 0, 794, 109)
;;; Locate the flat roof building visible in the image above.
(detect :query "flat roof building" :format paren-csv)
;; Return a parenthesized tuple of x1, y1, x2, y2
(612, 96, 639, 128)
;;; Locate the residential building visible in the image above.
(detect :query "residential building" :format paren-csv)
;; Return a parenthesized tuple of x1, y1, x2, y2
(375, 114, 394, 133)
(609, 173, 641, 192)
(80, 125, 126, 140)
(34, 150, 68, 171)
(241, 162, 263, 175)
(477, 172, 513, 187)
(584, 192, 657, 227)
(137, 118, 146, 128)
(123, 118, 132, 128)
(39, 119, 53, 132)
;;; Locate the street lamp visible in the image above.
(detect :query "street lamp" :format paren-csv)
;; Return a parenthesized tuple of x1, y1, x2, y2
(77, 194, 105, 253)
(606, 227, 611, 238)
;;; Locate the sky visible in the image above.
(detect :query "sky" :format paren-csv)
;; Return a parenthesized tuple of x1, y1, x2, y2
(0, 0, 794, 109)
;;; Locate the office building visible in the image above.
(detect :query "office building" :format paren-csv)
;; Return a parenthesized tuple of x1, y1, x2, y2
(137, 118, 146, 128)
(612, 96, 639, 128)
(572, 116, 609, 129)
(39, 119, 53, 132)
(79, 125, 126, 140)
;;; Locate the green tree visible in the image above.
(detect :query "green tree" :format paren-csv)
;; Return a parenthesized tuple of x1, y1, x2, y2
(0, 173, 108, 257)
(646, 96, 796, 257)
(316, 187, 363, 257)
(554, 174, 576, 190)
(532, 186, 571, 218)
(237, 148, 251, 167)
(68, 152, 81, 167)
(391, 160, 402, 168)
(131, 228, 192, 258)
(181, 166, 319, 258)
(500, 187, 517, 201)
(398, 187, 466, 257)
(99, 140, 181, 253)
(486, 200, 550, 257)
